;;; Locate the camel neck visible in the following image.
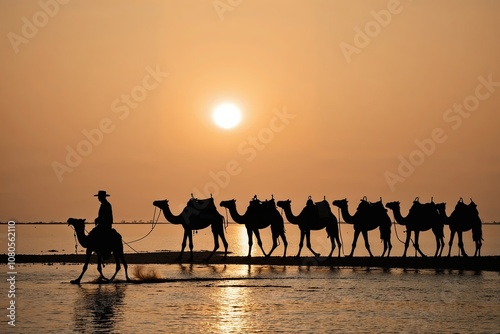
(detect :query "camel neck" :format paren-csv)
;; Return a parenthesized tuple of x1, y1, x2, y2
(282, 205, 300, 225)
(160, 205, 184, 225)
(391, 206, 407, 225)
(74, 226, 89, 248)
(338, 205, 354, 224)
(227, 205, 245, 224)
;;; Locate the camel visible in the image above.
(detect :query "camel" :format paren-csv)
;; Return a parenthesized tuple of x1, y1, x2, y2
(152, 196, 228, 262)
(276, 197, 341, 258)
(435, 198, 482, 257)
(385, 198, 444, 257)
(220, 196, 288, 258)
(332, 197, 392, 257)
(67, 218, 130, 284)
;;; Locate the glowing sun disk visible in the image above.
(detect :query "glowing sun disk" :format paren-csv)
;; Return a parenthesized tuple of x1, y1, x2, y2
(212, 103, 242, 129)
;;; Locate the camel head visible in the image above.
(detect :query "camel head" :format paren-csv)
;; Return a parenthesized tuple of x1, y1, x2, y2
(219, 199, 236, 209)
(153, 199, 169, 209)
(67, 218, 86, 230)
(385, 201, 400, 211)
(276, 199, 291, 209)
(331, 199, 348, 208)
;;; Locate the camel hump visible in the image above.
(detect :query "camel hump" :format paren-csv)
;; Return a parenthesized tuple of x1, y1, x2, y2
(356, 198, 371, 212)
(315, 200, 331, 218)
(188, 197, 216, 211)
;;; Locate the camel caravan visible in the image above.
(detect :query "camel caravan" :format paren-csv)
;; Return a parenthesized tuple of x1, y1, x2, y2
(67, 194, 483, 283)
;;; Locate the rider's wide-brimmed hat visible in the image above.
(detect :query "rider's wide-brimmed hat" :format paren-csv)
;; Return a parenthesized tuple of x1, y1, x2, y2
(94, 190, 110, 197)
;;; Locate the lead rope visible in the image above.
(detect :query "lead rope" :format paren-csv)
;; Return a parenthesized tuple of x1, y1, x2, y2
(73, 229, 78, 255)
(224, 207, 229, 228)
(393, 221, 405, 244)
(337, 207, 345, 256)
(278, 207, 286, 233)
(123, 206, 162, 253)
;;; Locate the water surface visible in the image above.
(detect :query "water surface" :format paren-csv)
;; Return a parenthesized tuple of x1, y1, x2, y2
(2, 264, 499, 333)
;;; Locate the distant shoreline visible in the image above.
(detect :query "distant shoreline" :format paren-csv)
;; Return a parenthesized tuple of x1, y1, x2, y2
(2, 252, 499, 272)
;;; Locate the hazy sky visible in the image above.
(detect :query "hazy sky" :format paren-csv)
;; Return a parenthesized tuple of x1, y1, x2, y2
(1, 0, 499, 223)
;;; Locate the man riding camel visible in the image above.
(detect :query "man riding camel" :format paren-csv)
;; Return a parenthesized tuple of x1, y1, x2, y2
(92, 190, 113, 259)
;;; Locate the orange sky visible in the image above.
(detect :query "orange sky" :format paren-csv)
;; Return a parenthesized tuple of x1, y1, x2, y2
(1, 0, 499, 223)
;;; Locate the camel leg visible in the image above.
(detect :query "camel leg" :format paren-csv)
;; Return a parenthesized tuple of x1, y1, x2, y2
(266, 236, 278, 258)
(474, 239, 482, 257)
(253, 229, 267, 257)
(97, 255, 109, 282)
(188, 231, 194, 262)
(204, 231, 220, 262)
(403, 230, 412, 257)
(348, 230, 361, 257)
(382, 238, 392, 257)
(296, 231, 306, 257)
(267, 230, 288, 259)
(280, 232, 288, 259)
(327, 231, 336, 258)
(447, 230, 456, 257)
(306, 231, 320, 257)
(71, 249, 92, 284)
(434, 235, 440, 257)
(108, 254, 121, 282)
(381, 241, 387, 257)
(413, 232, 426, 257)
(219, 231, 229, 260)
(175, 231, 189, 261)
(457, 232, 468, 257)
(246, 228, 253, 257)
(330, 227, 342, 257)
(361, 230, 373, 257)
(437, 236, 445, 257)
(117, 249, 130, 282)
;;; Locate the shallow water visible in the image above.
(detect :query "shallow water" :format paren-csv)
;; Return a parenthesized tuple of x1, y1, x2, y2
(2, 223, 499, 333)
(2, 264, 499, 333)
(8, 223, 500, 257)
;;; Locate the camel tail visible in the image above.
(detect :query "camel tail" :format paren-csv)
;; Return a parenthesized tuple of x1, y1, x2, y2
(472, 226, 483, 242)
(379, 225, 391, 241)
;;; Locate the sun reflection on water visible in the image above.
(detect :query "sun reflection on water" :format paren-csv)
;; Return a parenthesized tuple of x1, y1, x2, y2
(203, 265, 252, 333)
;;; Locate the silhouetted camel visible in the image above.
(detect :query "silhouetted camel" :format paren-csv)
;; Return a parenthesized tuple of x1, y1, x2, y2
(385, 198, 444, 257)
(220, 196, 288, 258)
(276, 197, 341, 258)
(436, 198, 482, 257)
(332, 198, 392, 257)
(67, 218, 130, 284)
(153, 196, 228, 262)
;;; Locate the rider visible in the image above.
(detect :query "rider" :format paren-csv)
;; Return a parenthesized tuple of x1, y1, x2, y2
(93, 190, 113, 259)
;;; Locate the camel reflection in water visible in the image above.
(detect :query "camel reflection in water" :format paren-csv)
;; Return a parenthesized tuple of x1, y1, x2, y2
(73, 284, 126, 333)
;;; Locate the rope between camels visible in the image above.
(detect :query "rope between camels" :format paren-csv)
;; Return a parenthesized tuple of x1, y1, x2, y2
(122, 207, 162, 253)
(73, 229, 78, 255)
(337, 207, 345, 256)
(392, 221, 416, 250)
(278, 207, 286, 233)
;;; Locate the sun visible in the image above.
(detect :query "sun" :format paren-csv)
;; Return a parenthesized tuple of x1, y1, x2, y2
(212, 103, 242, 129)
